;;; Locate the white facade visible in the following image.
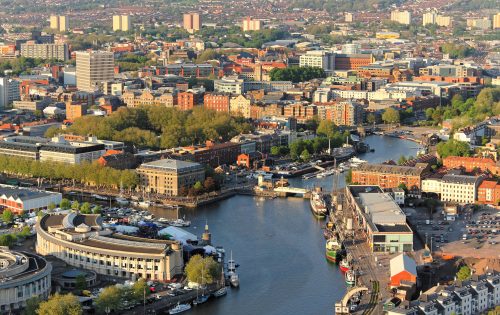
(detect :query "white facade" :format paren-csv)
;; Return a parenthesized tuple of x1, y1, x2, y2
(391, 10, 411, 25)
(0, 78, 20, 109)
(299, 50, 335, 73)
(422, 178, 442, 194)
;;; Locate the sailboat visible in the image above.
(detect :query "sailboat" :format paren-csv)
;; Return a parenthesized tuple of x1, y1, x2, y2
(227, 251, 240, 287)
(213, 266, 227, 297)
(193, 264, 209, 305)
(115, 181, 129, 205)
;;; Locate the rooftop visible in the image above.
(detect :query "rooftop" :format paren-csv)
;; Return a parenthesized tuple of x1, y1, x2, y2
(139, 158, 203, 172)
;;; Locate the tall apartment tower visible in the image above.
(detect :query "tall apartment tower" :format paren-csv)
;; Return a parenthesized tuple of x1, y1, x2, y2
(113, 15, 131, 32)
(0, 78, 20, 109)
(390, 10, 411, 25)
(423, 10, 452, 27)
(50, 15, 69, 32)
(76, 51, 115, 92)
(183, 13, 201, 33)
(242, 17, 263, 31)
(345, 12, 353, 23)
(494, 13, 500, 29)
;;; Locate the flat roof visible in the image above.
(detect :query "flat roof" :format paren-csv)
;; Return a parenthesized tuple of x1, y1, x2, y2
(140, 158, 203, 172)
(359, 192, 407, 225)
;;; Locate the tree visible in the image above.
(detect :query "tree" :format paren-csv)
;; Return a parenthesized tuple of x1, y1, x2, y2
(92, 205, 102, 214)
(75, 274, 87, 291)
(37, 293, 82, 315)
(1, 209, 14, 224)
(193, 181, 204, 193)
(71, 201, 80, 211)
(24, 296, 41, 315)
(367, 113, 376, 124)
(185, 255, 222, 285)
(382, 108, 400, 124)
(345, 169, 353, 184)
(203, 177, 216, 192)
(269, 66, 326, 83)
(79, 202, 92, 214)
(47, 202, 56, 212)
(398, 183, 408, 191)
(316, 120, 336, 139)
(270, 146, 281, 155)
(0, 233, 17, 247)
(131, 278, 149, 302)
(456, 265, 471, 281)
(19, 226, 31, 237)
(60, 198, 71, 210)
(397, 155, 407, 165)
(300, 149, 311, 161)
(95, 285, 122, 313)
(436, 139, 470, 158)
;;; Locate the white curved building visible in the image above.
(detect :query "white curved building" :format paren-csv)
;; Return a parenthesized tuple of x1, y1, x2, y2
(36, 213, 183, 281)
(0, 249, 51, 312)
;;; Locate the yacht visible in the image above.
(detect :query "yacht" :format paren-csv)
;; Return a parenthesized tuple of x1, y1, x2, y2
(193, 295, 209, 305)
(169, 303, 191, 314)
(171, 218, 191, 227)
(115, 196, 129, 206)
(138, 200, 151, 208)
(227, 251, 240, 287)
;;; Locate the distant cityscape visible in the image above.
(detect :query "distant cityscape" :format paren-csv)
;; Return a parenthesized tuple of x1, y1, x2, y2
(0, 0, 498, 314)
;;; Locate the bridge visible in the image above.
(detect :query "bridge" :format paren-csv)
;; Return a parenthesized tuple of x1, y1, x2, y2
(273, 186, 310, 196)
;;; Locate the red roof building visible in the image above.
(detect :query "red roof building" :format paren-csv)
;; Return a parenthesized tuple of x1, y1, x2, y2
(443, 156, 499, 175)
(390, 254, 417, 288)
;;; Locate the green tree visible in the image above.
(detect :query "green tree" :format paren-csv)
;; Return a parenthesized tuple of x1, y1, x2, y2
(398, 183, 408, 191)
(75, 274, 87, 291)
(60, 198, 71, 210)
(345, 168, 353, 184)
(456, 265, 471, 281)
(185, 255, 222, 285)
(94, 285, 123, 313)
(131, 278, 149, 302)
(1, 209, 14, 223)
(269, 66, 326, 83)
(398, 155, 408, 165)
(19, 226, 31, 238)
(193, 181, 204, 192)
(47, 202, 56, 212)
(436, 139, 470, 158)
(71, 201, 80, 211)
(300, 149, 311, 161)
(382, 108, 400, 124)
(316, 120, 337, 139)
(79, 202, 92, 214)
(270, 146, 281, 155)
(92, 205, 102, 214)
(0, 233, 17, 247)
(37, 293, 82, 315)
(367, 113, 376, 124)
(24, 296, 41, 315)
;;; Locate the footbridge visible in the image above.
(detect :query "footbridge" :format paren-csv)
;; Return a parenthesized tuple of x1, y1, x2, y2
(334, 286, 369, 314)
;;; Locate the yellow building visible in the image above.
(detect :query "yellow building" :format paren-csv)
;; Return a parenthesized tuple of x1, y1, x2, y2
(376, 31, 400, 39)
(242, 17, 263, 31)
(36, 213, 183, 281)
(230, 94, 252, 118)
(50, 15, 68, 32)
(183, 13, 201, 33)
(137, 159, 205, 196)
(423, 11, 452, 27)
(122, 90, 175, 107)
(113, 15, 131, 32)
(391, 10, 411, 25)
(493, 13, 500, 29)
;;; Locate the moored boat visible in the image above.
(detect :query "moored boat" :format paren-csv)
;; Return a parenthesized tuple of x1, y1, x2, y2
(169, 303, 191, 314)
(310, 191, 328, 218)
(325, 237, 341, 263)
(193, 294, 209, 305)
(345, 270, 356, 286)
(339, 258, 352, 272)
(213, 286, 227, 297)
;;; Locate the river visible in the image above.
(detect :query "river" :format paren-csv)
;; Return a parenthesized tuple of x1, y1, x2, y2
(150, 135, 421, 315)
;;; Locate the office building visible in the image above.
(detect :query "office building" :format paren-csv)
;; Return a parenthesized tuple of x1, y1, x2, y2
(76, 51, 115, 92)
(242, 17, 263, 31)
(113, 15, 131, 32)
(137, 159, 205, 196)
(494, 13, 500, 29)
(20, 42, 69, 61)
(39, 136, 106, 164)
(0, 78, 20, 109)
(183, 13, 201, 33)
(334, 54, 374, 70)
(0, 249, 51, 313)
(0, 184, 62, 214)
(422, 174, 483, 204)
(391, 10, 411, 25)
(299, 50, 335, 74)
(331, 101, 364, 127)
(49, 15, 68, 32)
(65, 101, 87, 120)
(345, 12, 353, 22)
(204, 93, 231, 112)
(36, 213, 183, 281)
(346, 186, 413, 253)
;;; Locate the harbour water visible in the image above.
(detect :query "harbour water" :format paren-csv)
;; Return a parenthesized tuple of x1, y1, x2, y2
(149, 135, 420, 315)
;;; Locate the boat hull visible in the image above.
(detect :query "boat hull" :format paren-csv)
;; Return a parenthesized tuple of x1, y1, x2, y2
(325, 251, 339, 263)
(339, 265, 351, 272)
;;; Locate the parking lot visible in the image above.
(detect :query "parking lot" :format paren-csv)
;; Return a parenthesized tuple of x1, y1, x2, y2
(404, 205, 499, 259)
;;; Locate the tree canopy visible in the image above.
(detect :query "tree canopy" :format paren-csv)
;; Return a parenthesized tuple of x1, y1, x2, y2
(185, 255, 221, 285)
(456, 265, 471, 281)
(436, 139, 470, 159)
(382, 108, 400, 124)
(37, 293, 82, 315)
(269, 66, 326, 83)
(46, 106, 253, 150)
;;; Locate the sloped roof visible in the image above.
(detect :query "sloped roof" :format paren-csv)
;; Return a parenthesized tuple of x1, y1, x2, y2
(390, 254, 417, 277)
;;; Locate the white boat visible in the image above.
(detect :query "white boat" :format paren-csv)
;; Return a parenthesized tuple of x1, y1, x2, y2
(171, 218, 191, 227)
(169, 303, 191, 314)
(157, 217, 170, 223)
(91, 194, 108, 201)
(193, 294, 209, 305)
(213, 287, 227, 297)
(345, 270, 356, 286)
(227, 251, 240, 287)
(138, 200, 151, 208)
(115, 197, 129, 206)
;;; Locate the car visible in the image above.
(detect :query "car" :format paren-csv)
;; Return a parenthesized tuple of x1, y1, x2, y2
(183, 286, 193, 291)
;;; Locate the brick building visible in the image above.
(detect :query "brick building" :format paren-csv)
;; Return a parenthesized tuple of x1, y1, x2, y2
(477, 180, 500, 205)
(443, 156, 499, 175)
(334, 54, 374, 70)
(203, 93, 230, 112)
(177, 91, 201, 111)
(351, 163, 430, 194)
